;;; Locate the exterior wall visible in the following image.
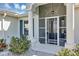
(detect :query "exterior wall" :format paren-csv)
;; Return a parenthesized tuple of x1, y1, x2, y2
(74, 7, 79, 44)
(32, 13, 39, 43)
(29, 7, 39, 44)
(33, 7, 39, 43)
(39, 3, 66, 17)
(0, 15, 19, 44)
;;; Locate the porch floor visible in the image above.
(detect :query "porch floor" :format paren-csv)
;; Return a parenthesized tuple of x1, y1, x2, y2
(31, 42, 64, 55)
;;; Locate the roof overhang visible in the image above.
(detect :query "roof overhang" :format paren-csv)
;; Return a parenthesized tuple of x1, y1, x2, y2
(0, 9, 28, 18)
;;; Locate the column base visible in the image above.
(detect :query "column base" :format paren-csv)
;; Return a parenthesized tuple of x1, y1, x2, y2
(65, 43, 76, 49)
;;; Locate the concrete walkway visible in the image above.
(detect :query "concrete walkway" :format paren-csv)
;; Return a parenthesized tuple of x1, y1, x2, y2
(0, 48, 53, 56)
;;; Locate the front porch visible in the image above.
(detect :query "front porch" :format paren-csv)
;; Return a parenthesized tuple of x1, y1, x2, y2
(31, 42, 63, 54)
(29, 3, 75, 53)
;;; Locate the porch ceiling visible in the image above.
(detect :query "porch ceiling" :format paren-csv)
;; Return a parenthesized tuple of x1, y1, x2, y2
(32, 3, 79, 10)
(75, 3, 79, 8)
(32, 3, 65, 9)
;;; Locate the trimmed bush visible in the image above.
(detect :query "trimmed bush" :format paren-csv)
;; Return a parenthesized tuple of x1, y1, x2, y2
(9, 35, 31, 54)
(76, 44, 79, 49)
(58, 49, 71, 56)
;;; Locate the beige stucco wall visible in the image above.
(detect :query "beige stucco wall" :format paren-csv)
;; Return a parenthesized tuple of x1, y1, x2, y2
(0, 15, 19, 44)
(74, 7, 79, 44)
(39, 3, 66, 17)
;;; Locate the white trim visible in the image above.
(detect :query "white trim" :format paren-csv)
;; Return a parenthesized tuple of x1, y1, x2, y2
(18, 19, 20, 38)
(45, 15, 66, 19)
(38, 15, 40, 43)
(57, 16, 59, 46)
(45, 17, 47, 44)
(73, 4, 74, 30)
(23, 20, 24, 34)
(39, 15, 66, 20)
(2, 18, 4, 39)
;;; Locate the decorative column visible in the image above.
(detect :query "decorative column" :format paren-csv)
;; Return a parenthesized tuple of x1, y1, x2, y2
(28, 11, 33, 41)
(65, 3, 76, 49)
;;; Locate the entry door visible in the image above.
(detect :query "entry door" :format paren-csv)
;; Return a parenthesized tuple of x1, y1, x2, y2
(46, 16, 66, 46)
(47, 18, 58, 45)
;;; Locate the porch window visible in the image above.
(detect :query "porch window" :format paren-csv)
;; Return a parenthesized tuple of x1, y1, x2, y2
(39, 18, 45, 44)
(20, 20, 28, 37)
(59, 16, 66, 46)
(24, 20, 28, 36)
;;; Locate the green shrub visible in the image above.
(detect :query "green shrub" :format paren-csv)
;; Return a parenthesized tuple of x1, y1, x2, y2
(72, 44, 79, 56)
(72, 49, 79, 56)
(0, 39, 4, 44)
(58, 44, 79, 56)
(76, 44, 79, 49)
(9, 36, 31, 54)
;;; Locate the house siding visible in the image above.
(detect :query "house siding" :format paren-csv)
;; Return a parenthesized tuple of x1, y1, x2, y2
(0, 15, 19, 44)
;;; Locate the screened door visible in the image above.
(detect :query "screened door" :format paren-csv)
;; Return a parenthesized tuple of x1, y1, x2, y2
(47, 18, 58, 45)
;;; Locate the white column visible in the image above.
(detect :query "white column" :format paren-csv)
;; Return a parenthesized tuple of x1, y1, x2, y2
(28, 11, 33, 41)
(2, 18, 4, 39)
(65, 3, 75, 49)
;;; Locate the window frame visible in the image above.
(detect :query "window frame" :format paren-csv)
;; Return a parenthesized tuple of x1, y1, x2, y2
(19, 19, 28, 37)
